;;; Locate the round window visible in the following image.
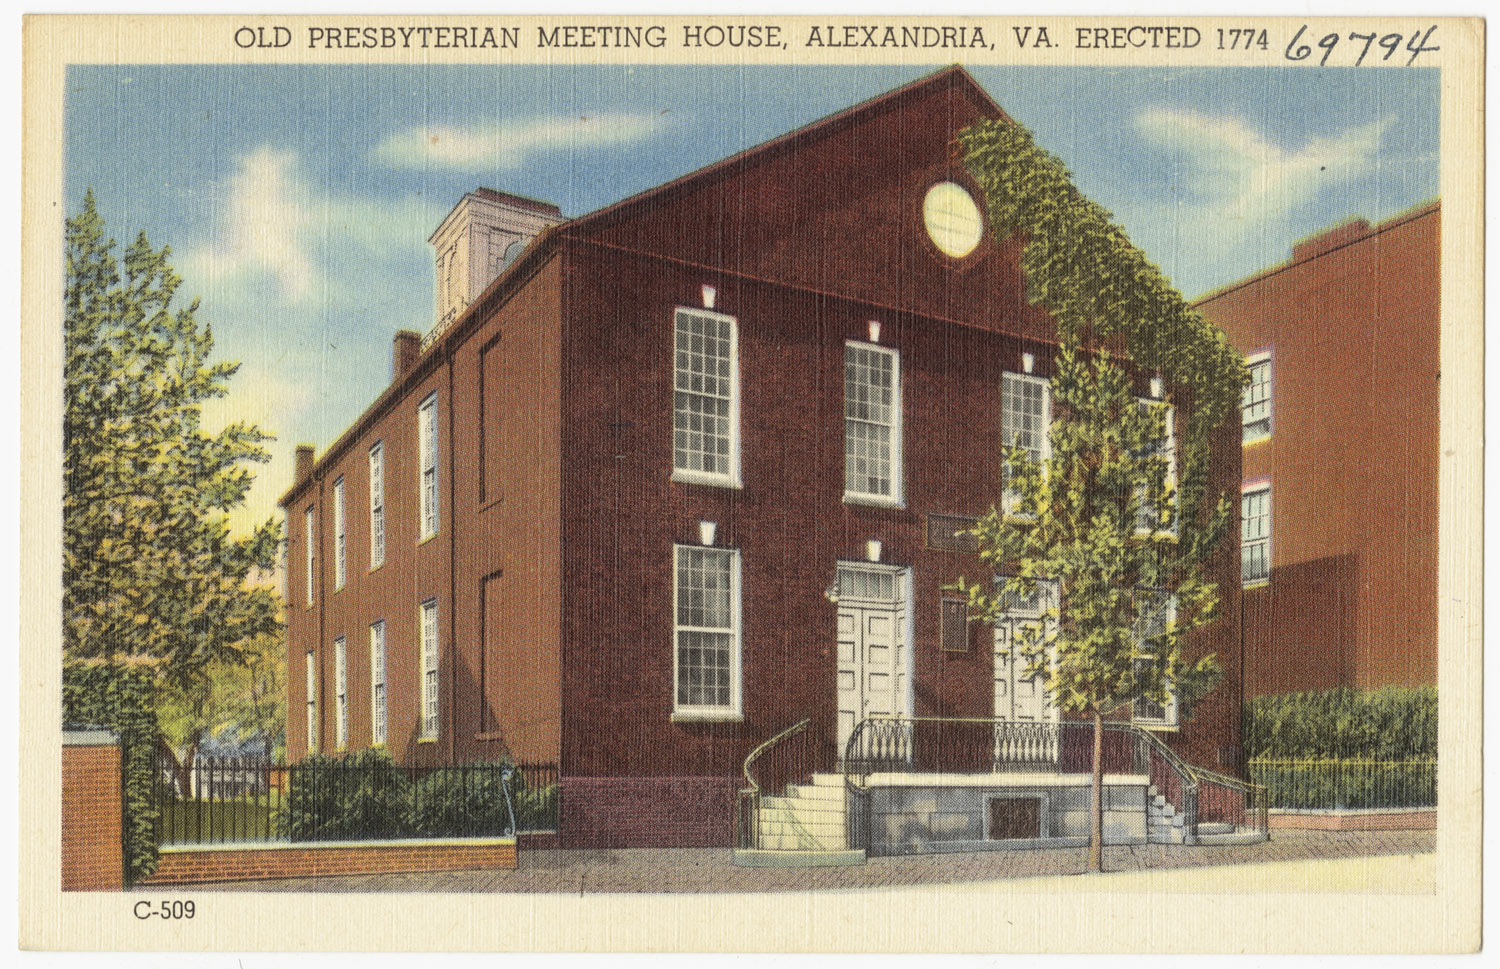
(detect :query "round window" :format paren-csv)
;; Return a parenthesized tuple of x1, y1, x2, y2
(923, 181, 984, 259)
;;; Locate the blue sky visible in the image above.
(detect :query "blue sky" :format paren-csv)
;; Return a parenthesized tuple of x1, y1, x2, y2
(64, 64, 1439, 534)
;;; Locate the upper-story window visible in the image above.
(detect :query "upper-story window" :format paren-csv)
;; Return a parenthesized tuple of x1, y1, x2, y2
(844, 342, 903, 505)
(1241, 484, 1271, 586)
(418, 394, 439, 541)
(368, 442, 385, 570)
(332, 477, 346, 592)
(419, 598, 440, 740)
(672, 308, 740, 487)
(1132, 589, 1178, 728)
(1135, 400, 1177, 537)
(303, 506, 316, 607)
(673, 544, 742, 719)
(1001, 372, 1050, 513)
(1243, 354, 1272, 443)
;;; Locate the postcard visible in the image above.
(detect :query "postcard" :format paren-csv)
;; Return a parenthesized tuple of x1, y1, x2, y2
(19, 13, 1483, 954)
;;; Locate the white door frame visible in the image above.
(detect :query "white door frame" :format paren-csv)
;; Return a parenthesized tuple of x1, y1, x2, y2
(834, 561, 914, 760)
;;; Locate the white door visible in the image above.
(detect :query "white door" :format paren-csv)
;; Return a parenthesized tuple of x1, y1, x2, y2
(835, 564, 912, 759)
(993, 579, 1059, 724)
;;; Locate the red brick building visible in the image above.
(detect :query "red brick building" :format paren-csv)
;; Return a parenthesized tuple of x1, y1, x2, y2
(282, 67, 1245, 849)
(1194, 203, 1440, 695)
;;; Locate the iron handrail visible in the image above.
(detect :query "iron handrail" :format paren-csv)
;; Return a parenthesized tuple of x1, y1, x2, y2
(740, 717, 813, 795)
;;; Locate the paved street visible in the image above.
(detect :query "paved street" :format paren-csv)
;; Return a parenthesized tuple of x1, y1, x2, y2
(179, 829, 1433, 894)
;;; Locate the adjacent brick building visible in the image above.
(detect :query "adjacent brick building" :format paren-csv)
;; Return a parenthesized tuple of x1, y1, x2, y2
(1194, 203, 1440, 695)
(282, 67, 1246, 848)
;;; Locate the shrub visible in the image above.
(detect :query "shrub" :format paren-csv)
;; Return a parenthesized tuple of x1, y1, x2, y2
(409, 766, 516, 837)
(279, 749, 408, 841)
(1244, 686, 1437, 760)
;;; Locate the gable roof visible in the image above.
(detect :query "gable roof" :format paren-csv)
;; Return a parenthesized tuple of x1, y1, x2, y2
(566, 65, 1007, 239)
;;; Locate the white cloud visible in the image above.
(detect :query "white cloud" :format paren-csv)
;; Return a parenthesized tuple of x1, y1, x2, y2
(371, 112, 665, 170)
(182, 147, 439, 308)
(1135, 108, 1391, 223)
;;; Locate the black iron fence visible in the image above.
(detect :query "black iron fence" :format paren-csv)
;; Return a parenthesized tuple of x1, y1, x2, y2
(154, 750, 561, 846)
(1247, 758, 1436, 810)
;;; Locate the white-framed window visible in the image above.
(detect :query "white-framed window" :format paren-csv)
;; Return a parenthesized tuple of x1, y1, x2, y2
(1001, 372, 1050, 512)
(304, 650, 318, 754)
(368, 442, 385, 570)
(419, 598, 440, 740)
(1243, 353, 1272, 443)
(844, 341, 903, 505)
(369, 620, 387, 747)
(671, 308, 740, 487)
(303, 506, 316, 608)
(333, 635, 348, 749)
(419, 393, 439, 540)
(1135, 399, 1177, 537)
(332, 477, 346, 592)
(1241, 484, 1271, 586)
(1132, 589, 1178, 727)
(672, 545, 742, 718)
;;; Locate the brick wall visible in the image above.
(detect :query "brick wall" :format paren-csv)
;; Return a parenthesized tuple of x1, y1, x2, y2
(1268, 810, 1436, 831)
(61, 733, 123, 891)
(140, 838, 516, 886)
(561, 776, 736, 848)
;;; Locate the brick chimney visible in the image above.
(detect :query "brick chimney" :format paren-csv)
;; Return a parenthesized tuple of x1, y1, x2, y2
(393, 330, 421, 382)
(1292, 217, 1374, 262)
(295, 444, 316, 482)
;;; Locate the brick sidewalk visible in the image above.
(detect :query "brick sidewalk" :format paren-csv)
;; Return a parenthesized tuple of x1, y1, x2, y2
(168, 829, 1433, 894)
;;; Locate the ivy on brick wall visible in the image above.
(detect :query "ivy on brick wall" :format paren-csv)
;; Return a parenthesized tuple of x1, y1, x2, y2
(959, 118, 1247, 563)
(63, 664, 160, 883)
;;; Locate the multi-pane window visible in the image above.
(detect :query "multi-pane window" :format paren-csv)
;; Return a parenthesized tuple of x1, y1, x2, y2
(1132, 589, 1178, 726)
(672, 308, 739, 484)
(368, 443, 385, 570)
(332, 477, 346, 591)
(1243, 355, 1272, 443)
(1242, 486, 1271, 586)
(304, 650, 318, 754)
(303, 507, 315, 607)
(1001, 373, 1050, 510)
(844, 342, 902, 503)
(1135, 401, 1177, 535)
(419, 599, 440, 740)
(419, 394, 439, 540)
(673, 545, 741, 715)
(369, 621, 387, 747)
(333, 636, 348, 749)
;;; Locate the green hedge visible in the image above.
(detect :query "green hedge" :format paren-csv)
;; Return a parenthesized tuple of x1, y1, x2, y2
(62, 664, 160, 884)
(1245, 686, 1437, 760)
(278, 750, 553, 841)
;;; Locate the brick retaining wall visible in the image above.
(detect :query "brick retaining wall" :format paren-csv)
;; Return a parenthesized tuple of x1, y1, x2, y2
(61, 732, 123, 891)
(1268, 809, 1435, 831)
(561, 776, 736, 847)
(140, 838, 516, 886)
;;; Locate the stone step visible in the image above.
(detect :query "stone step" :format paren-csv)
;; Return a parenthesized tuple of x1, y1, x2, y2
(1197, 822, 1235, 836)
(759, 803, 847, 824)
(783, 783, 846, 803)
(1147, 828, 1187, 844)
(757, 820, 848, 841)
(806, 773, 848, 787)
(756, 831, 848, 852)
(1196, 829, 1268, 846)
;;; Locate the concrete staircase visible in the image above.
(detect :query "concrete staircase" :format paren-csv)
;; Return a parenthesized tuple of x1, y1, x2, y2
(733, 774, 866, 867)
(1148, 785, 1269, 845)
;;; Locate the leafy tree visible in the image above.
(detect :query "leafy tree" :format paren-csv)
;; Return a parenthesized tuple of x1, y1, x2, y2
(63, 191, 281, 711)
(955, 119, 1245, 873)
(156, 625, 288, 791)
